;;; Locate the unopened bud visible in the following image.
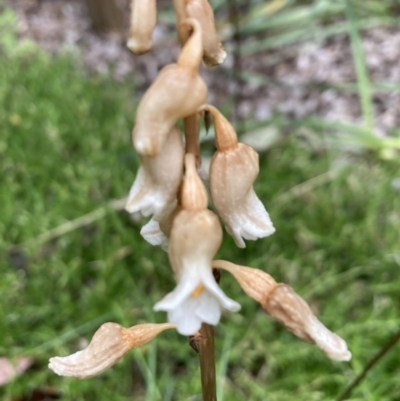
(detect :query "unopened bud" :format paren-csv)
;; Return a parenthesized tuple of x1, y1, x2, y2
(202, 105, 275, 248)
(127, 0, 157, 54)
(213, 260, 351, 361)
(264, 284, 352, 361)
(126, 126, 184, 219)
(133, 19, 207, 157)
(49, 322, 175, 379)
(185, 0, 227, 66)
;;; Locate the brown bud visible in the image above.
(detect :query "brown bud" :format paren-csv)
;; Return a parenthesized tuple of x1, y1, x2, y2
(48, 322, 175, 379)
(127, 0, 157, 54)
(169, 209, 222, 278)
(264, 284, 352, 361)
(185, 0, 227, 66)
(212, 260, 277, 304)
(133, 19, 207, 157)
(126, 126, 184, 220)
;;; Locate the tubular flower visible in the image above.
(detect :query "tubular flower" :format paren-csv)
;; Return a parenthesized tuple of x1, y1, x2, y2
(125, 126, 184, 219)
(48, 322, 175, 379)
(202, 105, 275, 248)
(127, 0, 157, 54)
(133, 19, 207, 157)
(185, 0, 226, 66)
(212, 260, 352, 361)
(154, 154, 240, 335)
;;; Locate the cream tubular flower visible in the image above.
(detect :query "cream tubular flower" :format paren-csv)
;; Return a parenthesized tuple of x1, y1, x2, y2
(127, 0, 157, 54)
(185, 0, 227, 66)
(203, 105, 275, 248)
(213, 260, 352, 361)
(49, 322, 175, 379)
(126, 126, 184, 219)
(133, 19, 207, 157)
(154, 154, 240, 335)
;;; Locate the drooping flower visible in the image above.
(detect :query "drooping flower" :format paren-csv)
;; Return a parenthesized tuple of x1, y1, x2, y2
(212, 260, 352, 361)
(127, 0, 157, 54)
(201, 105, 275, 248)
(133, 19, 207, 157)
(49, 322, 175, 379)
(154, 154, 240, 335)
(185, 0, 227, 66)
(125, 125, 184, 219)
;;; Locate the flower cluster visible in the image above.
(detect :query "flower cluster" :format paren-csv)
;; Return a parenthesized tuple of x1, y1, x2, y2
(49, 0, 351, 380)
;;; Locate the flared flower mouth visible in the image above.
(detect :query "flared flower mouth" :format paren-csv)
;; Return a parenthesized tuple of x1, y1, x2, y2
(154, 263, 240, 335)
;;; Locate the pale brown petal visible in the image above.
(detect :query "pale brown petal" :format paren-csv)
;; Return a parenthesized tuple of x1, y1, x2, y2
(49, 322, 175, 379)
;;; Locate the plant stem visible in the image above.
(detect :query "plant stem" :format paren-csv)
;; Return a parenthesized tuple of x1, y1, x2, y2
(197, 323, 218, 401)
(337, 329, 400, 401)
(174, 2, 217, 398)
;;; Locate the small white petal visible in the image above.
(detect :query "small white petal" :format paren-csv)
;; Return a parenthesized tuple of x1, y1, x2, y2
(153, 276, 198, 311)
(140, 218, 169, 249)
(200, 269, 241, 312)
(168, 297, 203, 335)
(195, 293, 221, 325)
(229, 190, 275, 248)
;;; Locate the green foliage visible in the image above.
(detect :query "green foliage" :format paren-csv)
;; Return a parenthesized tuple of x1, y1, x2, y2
(1, 47, 400, 400)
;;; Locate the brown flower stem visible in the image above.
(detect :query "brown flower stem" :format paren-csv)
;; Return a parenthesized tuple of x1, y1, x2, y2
(174, 0, 201, 168)
(173, 0, 189, 45)
(174, 2, 215, 398)
(196, 323, 218, 401)
(184, 114, 201, 168)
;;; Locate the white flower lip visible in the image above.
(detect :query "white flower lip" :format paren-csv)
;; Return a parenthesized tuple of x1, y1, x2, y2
(154, 264, 240, 335)
(224, 188, 275, 248)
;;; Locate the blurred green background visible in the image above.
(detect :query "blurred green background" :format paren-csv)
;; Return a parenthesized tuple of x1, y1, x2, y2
(0, 0, 399, 400)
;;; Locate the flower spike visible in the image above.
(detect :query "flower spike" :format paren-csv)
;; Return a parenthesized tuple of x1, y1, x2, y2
(127, 0, 157, 54)
(200, 105, 275, 248)
(49, 322, 175, 379)
(154, 154, 240, 335)
(133, 19, 207, 157)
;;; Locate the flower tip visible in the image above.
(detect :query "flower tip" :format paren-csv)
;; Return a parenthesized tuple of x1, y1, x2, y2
(177, 18, 203, 73)
(181, 153, 208, 210)
(127, 38, 151, 55)
(133, 130, 159, 157)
